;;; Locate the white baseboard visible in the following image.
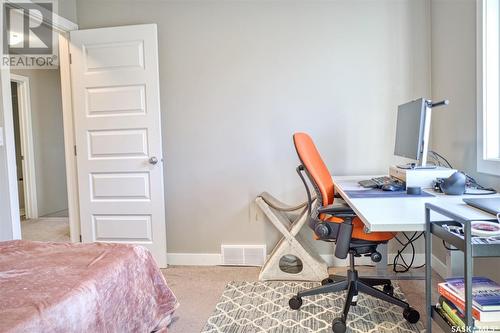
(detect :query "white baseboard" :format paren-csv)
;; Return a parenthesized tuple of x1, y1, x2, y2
(37, 217, 68, 221)
(167, 252, 450, 281)
(167, 252, 429, 268)
(167, 253, 221, 266)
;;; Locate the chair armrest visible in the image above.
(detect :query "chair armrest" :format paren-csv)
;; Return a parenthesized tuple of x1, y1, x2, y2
(317, 204, 356, 217)
(316, 203, 355, 259)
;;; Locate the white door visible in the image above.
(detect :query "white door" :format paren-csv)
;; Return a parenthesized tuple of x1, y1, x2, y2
(69, 24, 167, 267)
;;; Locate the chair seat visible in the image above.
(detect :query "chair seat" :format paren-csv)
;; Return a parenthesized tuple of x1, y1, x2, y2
(327, 216, 396, 242)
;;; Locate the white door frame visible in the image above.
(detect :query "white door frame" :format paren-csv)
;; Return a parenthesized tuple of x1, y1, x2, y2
(10, 74, 38, 219)
(58, 33, 81, 242)
(0, 65, 21, 240)
(0, 2, 79, 241)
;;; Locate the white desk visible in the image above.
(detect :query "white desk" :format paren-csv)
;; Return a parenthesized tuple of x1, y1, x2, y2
(333, 175, 499, 233)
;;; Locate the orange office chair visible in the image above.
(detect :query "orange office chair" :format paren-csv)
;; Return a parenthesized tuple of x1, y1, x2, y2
(288, 132, 420, 333)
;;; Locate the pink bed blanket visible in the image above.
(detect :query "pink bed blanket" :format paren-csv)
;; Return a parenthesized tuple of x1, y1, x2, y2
(0, 240, 178, 333)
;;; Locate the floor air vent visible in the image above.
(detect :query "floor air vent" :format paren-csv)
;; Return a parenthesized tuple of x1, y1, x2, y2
(221, 245, 266, 266)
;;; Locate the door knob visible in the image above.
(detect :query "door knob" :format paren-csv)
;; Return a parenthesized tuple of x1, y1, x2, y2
(149, 156, 159, 165)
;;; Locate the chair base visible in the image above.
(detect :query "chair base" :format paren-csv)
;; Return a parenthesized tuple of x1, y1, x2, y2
(289, 251, 420, 333)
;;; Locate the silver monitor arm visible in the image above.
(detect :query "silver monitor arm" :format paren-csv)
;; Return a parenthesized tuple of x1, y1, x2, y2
(419, 99, 449, 168)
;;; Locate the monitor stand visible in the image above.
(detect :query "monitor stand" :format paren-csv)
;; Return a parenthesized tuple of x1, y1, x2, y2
(396, 163, 437, 170)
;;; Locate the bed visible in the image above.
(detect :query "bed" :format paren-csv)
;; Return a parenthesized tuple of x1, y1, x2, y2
(0, 240, 178, 333)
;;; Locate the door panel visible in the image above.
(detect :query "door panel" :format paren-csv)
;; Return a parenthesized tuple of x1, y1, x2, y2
(87, 129, 149, 158)
(70, 24, 167, 266)
(84, 41, 145, 71)
(90, 172, 151, 201)
(86, 85, 146, 116)
(93, 215, 152, 242)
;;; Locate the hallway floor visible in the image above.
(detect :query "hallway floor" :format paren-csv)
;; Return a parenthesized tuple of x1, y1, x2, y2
(21, 217, 70, 242)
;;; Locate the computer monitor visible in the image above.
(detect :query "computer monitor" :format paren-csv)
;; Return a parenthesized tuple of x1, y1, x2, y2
(394, 98, 431, 168)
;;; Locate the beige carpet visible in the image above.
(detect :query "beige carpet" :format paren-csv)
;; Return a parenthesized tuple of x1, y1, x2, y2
(162, 266, 445, 333)
(21, 217, 70, 242)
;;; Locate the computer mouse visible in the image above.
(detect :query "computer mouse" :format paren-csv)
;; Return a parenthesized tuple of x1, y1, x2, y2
(382, 183, 405, 192)
(439, 171, 466, 195)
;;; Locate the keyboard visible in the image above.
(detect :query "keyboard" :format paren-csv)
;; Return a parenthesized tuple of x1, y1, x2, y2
(358, 176, 399, 189)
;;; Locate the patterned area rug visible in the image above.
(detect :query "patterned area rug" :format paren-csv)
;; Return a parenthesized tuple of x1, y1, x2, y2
(202, 281, 425, 333)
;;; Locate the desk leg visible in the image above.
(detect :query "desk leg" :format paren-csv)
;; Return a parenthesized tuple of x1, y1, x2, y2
(425, 208, 432, 333)
(377, 243, 388, 275)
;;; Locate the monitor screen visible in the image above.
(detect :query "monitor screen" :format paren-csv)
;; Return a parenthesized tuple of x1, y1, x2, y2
(394, 98, 426, 161)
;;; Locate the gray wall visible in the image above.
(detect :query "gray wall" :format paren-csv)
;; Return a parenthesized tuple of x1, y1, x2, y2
(11, 82, 25, 211)
(76, 0, 431, 254)
(431, 0, 500, 279)
(431, 0, 500, 191)
(10, 69, 68, 217)
(58, 0, 77, 23)
(11, 82, 22, 179)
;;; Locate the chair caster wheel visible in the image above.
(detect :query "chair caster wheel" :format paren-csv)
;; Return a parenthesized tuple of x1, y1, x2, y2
(370, 251, 382, 263)
(403, 307, 420, 324)
(289, 296, 303, 310)
(321, 277, 335, 286)
(332, 317, 347, 333)
(383, 284, 394, 296)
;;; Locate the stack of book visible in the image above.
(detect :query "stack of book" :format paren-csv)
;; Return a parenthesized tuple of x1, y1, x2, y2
(436, 277, 500, 332)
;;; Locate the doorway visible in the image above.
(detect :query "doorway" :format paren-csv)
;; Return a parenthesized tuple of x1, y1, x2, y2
(10, 72, 70, 242)
(10, 81, 25, 218)
(0, 2, 79, 242)
(1, 6, 167, 265)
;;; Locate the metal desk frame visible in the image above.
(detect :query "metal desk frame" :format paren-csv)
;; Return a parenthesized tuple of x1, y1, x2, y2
(424, 202, 500, 332)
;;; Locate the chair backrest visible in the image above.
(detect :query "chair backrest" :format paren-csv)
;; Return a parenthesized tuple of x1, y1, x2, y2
(293, 132, 334, 206)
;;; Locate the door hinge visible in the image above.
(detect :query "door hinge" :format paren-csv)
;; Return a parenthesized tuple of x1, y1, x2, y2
(69, 53, 72, 64)
(79, 235, 82, 242)
(74, 145, 77, 156)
